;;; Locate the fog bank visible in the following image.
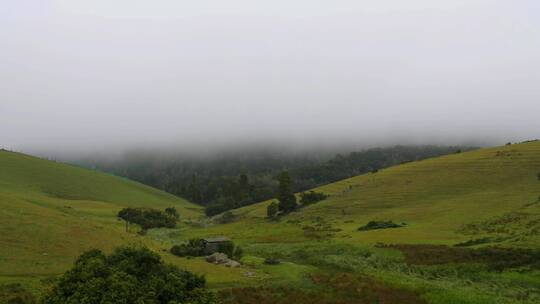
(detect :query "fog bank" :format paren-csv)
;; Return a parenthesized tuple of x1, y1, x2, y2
(2, 1, 539, 157)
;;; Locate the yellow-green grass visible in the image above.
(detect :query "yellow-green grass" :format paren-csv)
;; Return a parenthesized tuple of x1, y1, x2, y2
(3, 140, 540, 302)
(0, 151, 207, 290)
(182, 141, 540, 248)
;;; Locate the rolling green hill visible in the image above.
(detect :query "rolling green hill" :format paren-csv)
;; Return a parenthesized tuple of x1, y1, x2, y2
(2, 141, 540, 303)
(183, 140, 540, 247)
(172, 141, 540, 303)
(0, 150, 203, 291)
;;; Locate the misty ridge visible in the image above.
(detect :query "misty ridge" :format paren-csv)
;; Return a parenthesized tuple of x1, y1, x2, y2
(70, 144, 476, 216)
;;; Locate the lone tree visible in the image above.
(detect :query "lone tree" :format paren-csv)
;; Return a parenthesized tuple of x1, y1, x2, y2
(267, 201, 279, 218)
(42, 246, 216, 304)
(117, 207, 140, 232)
(277, 171, 297, 214)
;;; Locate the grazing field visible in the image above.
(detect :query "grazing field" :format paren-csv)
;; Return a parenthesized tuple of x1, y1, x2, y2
(171, 140, 540, 303)
(2, 141, 540, 303)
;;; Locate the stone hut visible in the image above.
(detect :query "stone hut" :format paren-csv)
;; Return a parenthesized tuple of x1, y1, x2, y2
(202, 237, 231, 254)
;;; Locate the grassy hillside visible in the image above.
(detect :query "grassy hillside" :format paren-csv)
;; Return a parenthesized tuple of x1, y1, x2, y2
(180, 141, 540, 246)
(2, 141, 540, 303)
(0, 150, 203, 290)
(169, 141, 540, 303)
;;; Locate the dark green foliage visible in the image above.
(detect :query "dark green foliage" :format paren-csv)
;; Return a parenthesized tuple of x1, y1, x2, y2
(217, 242, 243, 260)
(358, 220, 404, 231)
(85, 146, 469, 214)
(263, 258, 280, 265)
(170, 239, 206, 257)
(216, 211, 235, 224)
(537, 172, 540, 180)
(299, 191, 328, 206)
(117, 207, 177, 231)
(218, 241, 235, 257)
(277, 171, 297, 214)
(165, 207, 179, 219)
(0, 283, 36, 304)
(266, 201, 279, 218)
(117, 207, 141, 232)
(233, 246, 243, 261)
(170, 239, 242, 260)
(204, 197, 234, 217)
(42, 246, 216, 304)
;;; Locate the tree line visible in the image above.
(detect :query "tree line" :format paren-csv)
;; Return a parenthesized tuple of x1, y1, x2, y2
(84, 145, 472, 215)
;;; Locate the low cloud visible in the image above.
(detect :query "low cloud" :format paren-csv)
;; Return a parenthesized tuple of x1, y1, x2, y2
(2, 1, 539, 157)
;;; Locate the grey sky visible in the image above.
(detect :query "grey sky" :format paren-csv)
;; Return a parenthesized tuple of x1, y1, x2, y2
(1, 0, 539, 154)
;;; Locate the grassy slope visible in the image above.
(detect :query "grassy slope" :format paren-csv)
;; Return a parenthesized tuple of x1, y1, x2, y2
(0, 150, 203, 287)
(3, 141, 540, 302)
(169, 141, 540, 303)
(184, 141, 540, 247)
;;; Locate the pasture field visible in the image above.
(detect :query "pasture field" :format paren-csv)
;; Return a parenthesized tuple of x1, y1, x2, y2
(2, 141, 540, 303)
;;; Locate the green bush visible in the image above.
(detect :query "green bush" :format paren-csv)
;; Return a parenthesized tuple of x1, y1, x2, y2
(218, 241, 243, 260)
(358, 220, 404, 231)
(42, 246, 216, 304)
(171, 239, 205, 257)
(299, 191, 328, 206)
(218, 241, 235, 257)
(117, 207, 177, 231)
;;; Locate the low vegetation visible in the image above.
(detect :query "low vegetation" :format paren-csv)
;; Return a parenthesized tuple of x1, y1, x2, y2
(218, 273, 427, 304)
(42, 246, 216, 304)
(299, 191, 329, 206)
(170, 239, 243, 261)
(117, 207, 178, 231)
(171, 239, 206, 257)
(385, 244, 540, 271)
(0, 283, 36, 304)
(358, 220, 405, 231)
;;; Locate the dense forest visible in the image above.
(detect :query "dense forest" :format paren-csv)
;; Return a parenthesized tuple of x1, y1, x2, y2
(82, 146, 472, 215)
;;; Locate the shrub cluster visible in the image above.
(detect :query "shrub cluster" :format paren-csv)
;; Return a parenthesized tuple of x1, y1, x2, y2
(42, 246, 216, 304)
(300, 191, 328, 206)
(171, 239, 206, 257)
(117, 207, 177, 230)
(218, 242, 243, 260)
(358, 220, 404, 231)
(170, 239, 243, 261)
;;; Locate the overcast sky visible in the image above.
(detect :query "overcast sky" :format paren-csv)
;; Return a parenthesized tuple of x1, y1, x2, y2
(1, 0, 539, 155)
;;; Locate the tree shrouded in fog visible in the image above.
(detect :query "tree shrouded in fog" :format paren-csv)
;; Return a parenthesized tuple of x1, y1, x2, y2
(277, 171, 297, 214)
